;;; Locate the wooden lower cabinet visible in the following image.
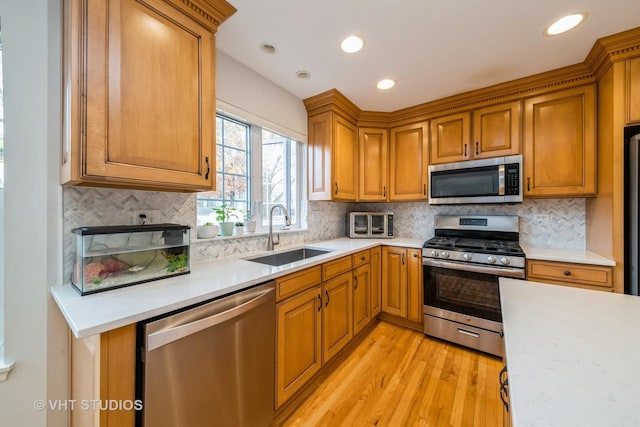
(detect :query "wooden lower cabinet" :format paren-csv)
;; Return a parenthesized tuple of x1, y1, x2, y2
(381, 246, 423, 325)
(526, 259, 613, 291)
(381, 246, 407, 317)
(353, 263, 372, 335)
(70, 324, 136, 427)
(370, 247, 382, 317)
(276, 286, 323, 407)
(407, 249, 423, 323)
(322, 272, 353, 362)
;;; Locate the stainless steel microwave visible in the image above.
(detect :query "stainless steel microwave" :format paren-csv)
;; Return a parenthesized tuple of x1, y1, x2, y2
(428, 155, 523, 205)
(347, 212, 394, 238)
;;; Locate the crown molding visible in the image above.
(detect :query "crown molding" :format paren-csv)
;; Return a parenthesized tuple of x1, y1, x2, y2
(170, 0, 237, 32)
(303, 89, 361, 123)
(586, 27, 640, 80)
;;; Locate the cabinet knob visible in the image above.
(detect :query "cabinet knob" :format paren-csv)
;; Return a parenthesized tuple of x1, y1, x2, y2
(413, 253, 418, 258)
(361, 256, 366, 261)
(563, 270, 571, 276)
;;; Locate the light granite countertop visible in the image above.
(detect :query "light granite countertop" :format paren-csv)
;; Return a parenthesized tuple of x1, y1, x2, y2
(522, 245, 615, 266)
(51, 237, 423, 339)
(500, 278, 640, 427)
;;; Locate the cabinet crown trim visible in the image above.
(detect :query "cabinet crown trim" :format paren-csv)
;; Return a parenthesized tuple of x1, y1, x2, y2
(176, 0, 237, 30)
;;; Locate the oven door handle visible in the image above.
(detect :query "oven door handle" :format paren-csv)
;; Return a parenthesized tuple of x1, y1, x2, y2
(422, 258, 525, 279)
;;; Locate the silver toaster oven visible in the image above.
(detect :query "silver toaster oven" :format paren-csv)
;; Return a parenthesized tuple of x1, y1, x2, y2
(347, 212, 394, 238)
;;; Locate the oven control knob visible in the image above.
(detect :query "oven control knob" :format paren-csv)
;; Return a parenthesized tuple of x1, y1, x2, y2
(430, 250, 438, 257)
(439, 251, 450, 259)
(462, 253, 472, 261)
(487, 255, 497, 264)
(500, 257, 510, 265)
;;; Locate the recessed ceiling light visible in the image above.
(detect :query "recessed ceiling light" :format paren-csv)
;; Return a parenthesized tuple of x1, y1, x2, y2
(296, 70, 311, 79)
(260, 42, 277, 53)
(341, 36, 364, 53)
(377, 79, 396, 90)
(545, 13, 586, 36)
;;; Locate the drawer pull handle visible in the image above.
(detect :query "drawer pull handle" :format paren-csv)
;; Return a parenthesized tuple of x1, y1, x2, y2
(354, 277, 358, 289)
(457, 328, 480, 338)
(325, 290, 330, 307)
(563, 270, 571, 276)
(361, 256, 366, 261)
(317, 294, 322, 312)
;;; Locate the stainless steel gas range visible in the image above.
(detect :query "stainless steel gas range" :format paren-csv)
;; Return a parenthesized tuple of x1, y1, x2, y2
(422, 215, 525, 357)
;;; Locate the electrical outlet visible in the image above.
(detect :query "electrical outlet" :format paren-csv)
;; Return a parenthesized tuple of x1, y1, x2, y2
(533, 213, 550, 222)
(132, 210, 160, 225)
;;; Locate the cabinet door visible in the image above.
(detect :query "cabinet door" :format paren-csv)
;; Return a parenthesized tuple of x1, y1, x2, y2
(628, 57, 640, 124)
(352, 264, 371, 335)
(322, 272, 353, 363)
(523, 85, 596, 196)
(407, 249, 423, 324)
(307, 112, 333, 200)
(389, 122, 429, 201)
(370, 246, 382, 317)
(381, 246, 407, 317)
(430, 112, 471, 164)
(358, 127, 389, 201)
(69, 0, 217, 191)
(333, 114, 358, 200)
(276, 286, 322, 407)
(473, 101, 521, 159)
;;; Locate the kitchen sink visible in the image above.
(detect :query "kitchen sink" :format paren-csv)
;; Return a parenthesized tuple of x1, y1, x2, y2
(245, 247, 333, 266)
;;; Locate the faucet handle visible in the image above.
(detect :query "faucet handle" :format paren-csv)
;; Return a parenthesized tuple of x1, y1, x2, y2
(273, 233, 280, 246)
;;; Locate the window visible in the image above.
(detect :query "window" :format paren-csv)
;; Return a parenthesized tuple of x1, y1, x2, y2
(196, 113, 303, 233)
(197, 115, 250, 224)
(261, 129, 298, 227)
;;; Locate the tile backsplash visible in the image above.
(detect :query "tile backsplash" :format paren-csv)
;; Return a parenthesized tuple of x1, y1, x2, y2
(62, 187, 585, 281)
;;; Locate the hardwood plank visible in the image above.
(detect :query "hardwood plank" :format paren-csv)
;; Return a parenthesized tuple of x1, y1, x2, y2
(281, 321, 504, 427)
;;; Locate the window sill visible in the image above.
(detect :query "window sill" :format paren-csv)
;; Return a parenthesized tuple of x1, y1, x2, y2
(0, 359, 15, 382)
(192, 227, 309, 243)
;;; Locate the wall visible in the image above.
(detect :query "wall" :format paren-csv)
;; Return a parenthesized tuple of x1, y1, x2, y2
(0, 0, 68, 426)
(356, 198, 586, 248)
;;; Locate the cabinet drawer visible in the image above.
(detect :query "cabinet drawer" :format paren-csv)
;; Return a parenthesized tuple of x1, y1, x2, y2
(352, 250, 370, 268)
(322, 256, 353, 281)
(276, 266, 322, 301)
(526, 260, 612, 290)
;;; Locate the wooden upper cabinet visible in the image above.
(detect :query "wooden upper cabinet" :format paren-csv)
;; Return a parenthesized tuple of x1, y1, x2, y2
(358, 127, 389, 201)
(430, 102, 520, 165)
(628, 57, 640, 124)
(472, 101, 521, 159)
(307, 111, 358, 201)
(389, 122, 429, 201)
(430, 112, 471, 164)
(523, 85, 596, 197)
(62, 0, 236, 191)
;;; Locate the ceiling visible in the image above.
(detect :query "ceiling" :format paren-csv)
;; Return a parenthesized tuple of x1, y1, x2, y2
(216, 0, 640, 112)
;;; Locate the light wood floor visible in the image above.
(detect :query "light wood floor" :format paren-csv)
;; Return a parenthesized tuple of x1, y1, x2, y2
(282, 321, 505, 427)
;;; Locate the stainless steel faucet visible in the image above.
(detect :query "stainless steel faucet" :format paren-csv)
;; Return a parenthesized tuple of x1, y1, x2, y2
(266, 204, 292, 250)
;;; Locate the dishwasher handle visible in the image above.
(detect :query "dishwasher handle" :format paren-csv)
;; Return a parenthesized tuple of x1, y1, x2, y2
(147, 286, 275, 352)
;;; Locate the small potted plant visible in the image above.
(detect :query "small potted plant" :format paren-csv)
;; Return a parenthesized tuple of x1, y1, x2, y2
(214, 204, 240, 236)
(233, 221, 244, 236)
(197, 221, 219, 239)
(244, 211, 257, 234)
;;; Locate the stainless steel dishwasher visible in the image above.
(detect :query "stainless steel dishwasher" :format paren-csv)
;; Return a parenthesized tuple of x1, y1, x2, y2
(137, 281, 275, 427)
